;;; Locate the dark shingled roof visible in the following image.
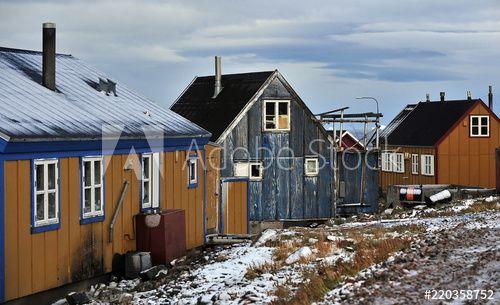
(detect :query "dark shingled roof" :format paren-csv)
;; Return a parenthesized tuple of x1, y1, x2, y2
(171, 71, 275, 141)
(386, 99, 479, 146)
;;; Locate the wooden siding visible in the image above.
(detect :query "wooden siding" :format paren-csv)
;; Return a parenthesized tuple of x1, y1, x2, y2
(219, 77, 333, 221)
(437, 102, 499, 188)
(4, 149, 204, 301)
(205, 145, 221, 233)
(379, 146, 436, 189)
(222, 180, 248, 234)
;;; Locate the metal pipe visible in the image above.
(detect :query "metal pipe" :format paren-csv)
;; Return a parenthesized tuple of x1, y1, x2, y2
(213, 56, 222, 98)
(109, 181, 130, 243)
(42, 22, 56, 91)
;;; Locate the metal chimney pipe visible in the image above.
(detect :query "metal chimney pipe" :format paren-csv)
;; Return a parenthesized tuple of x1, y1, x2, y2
(467, 90, 472, 101)
(426, 93, 430, 102)
(440, 92, 445, 102)
(213, 56, 222, 98)
(488, 86, 493, 109)
(42, 22, 56, 91)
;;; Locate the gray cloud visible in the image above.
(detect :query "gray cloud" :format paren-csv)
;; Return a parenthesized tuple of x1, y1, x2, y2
(0, 0, 498, 122)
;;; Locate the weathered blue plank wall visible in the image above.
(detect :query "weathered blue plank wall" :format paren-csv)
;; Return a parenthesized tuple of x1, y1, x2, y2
(220, 77, 334, 221)
(337, 151, 379, 214)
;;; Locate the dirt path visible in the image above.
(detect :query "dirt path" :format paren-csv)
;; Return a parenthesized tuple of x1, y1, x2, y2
(325, 214, 499, 305)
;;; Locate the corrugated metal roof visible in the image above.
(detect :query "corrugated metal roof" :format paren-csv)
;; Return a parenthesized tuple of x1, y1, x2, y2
(0, 47, 210, 142)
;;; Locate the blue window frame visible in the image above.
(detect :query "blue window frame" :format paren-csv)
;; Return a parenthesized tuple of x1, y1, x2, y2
(32, 158, 60, 233)
(80, 156, 105, 224)
(188, 155, 198, 188)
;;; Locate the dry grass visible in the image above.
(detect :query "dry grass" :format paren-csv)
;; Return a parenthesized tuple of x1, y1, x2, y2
(245, 261, 282, 280)
(274, 240, 302, 262)
(271, 236, 412, 305)
(421, 198, 499, 218)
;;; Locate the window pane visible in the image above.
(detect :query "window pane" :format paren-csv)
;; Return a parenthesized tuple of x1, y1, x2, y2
(471, 127, 479, 135)
(94, 187, 102, 212)
(36, 194, 44, 221)
(48, 192, 56, 219)
(84, 161, 91, 186)
(251, 164, 260, 178)
(265, 117, 276, 129)
(94, 161, 101, 185)
(48, 163, 56, 190)
(84, 188, 92, 213)
(278, 102, 288, 115)
(143, 181, 150, 204)
(471, 117, 478, 125)
(481, 117, 488, 125)
(265, 102, 275, 115)
(143, 157, 150, 179)
(481, 127, 488, 135)
(36, 164, 44, 191)
(190, 161, 196, 181)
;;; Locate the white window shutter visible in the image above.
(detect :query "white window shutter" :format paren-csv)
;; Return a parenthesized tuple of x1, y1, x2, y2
(152, 153, 160, 208)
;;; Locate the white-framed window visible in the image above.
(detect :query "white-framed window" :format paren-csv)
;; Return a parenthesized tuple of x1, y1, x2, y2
(381, 152, 392, 172)
(304, 158, 319, 176)
(394, 153, 404, 173)
(33, 159, 59, 228)
(234, 162, 263, 180)
(188, 155, 198, 187)
(263, 100, 290, 131)
(411, 154, 419, 175)
(470, 115, 490, 137)
(82, 157, 104, 219)
(421, 154, 435, 176)
(142, 153, 160, 209)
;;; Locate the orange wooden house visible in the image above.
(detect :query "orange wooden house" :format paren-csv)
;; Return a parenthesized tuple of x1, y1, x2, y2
(379, 92, 499, 190)
(0, 24, 212, 303)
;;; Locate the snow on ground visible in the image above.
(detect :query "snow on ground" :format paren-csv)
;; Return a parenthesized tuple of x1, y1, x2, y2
(53, 196, 499, 305)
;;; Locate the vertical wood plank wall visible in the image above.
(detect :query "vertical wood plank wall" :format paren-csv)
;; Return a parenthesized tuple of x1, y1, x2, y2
(222, 180, 248, 235)
(204, 145, 221, 234)
(379, 146, 436, 189)
(4, 149, 205, 301)
(437, 103, 499, 188)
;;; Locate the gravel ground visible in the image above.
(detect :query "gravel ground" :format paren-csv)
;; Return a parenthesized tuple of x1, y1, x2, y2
(323, 212, 500, 305)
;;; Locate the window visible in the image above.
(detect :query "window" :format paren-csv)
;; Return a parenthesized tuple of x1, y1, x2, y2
(33, 159, 59, 230)
(304, 158, 319, 176)
(394, 153, 404, 173)
(142, 153, 160, 210)
(188, 155, 198, 188)
(470, 115, 489, 137)
(82, 157, 104, 221)
(264, 100, 290, 131)
(411, 154, 419, 175)
(421, 154, 434, 176)
(234, 162, 263, 180)
(381, 152, 392, 172)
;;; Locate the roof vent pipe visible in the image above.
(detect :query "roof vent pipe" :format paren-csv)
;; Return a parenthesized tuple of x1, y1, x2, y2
(426, 93, 430, 102)
(213, 56, 222, 98)
(42, 22, 56, 91)
(440, 92, 445, 102)
(467, 90, 472, 101)
(488, 85, 493, 109)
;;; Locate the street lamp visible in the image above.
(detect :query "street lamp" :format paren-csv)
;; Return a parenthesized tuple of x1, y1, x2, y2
(355, 96, 380, 149)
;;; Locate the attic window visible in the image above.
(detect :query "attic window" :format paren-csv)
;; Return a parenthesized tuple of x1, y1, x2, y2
(98, 78, 117, 96)
(234, 162, 263, 180)
(304, 158, 319, 176)
(470, 115, 489, 137)
(264, 100, 290, 131)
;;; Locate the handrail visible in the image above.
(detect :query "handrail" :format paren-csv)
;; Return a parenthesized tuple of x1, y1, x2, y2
(109, 181, 130, 243)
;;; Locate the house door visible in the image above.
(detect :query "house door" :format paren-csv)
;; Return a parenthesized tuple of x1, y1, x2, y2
(220, 178, 248, 235)
(205, 146, 220, 235)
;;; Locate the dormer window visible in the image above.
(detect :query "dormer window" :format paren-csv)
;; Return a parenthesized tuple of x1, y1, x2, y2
(470, 115, 489, 137)
(264, 100, 290, 131)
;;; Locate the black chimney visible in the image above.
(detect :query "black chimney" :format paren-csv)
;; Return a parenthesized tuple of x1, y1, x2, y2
(488, 86, 493, 109)
(440, 92, 445, 102)
(42, 22, 56, 91)
(467, 90, 472, 101)
(426, 93, 430, 102)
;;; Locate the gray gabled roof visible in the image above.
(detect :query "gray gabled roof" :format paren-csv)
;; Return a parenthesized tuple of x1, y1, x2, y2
(0, 47, 210, 142)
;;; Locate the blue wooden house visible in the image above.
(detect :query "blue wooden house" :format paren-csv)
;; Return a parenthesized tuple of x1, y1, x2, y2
(171, 57, 334, 224)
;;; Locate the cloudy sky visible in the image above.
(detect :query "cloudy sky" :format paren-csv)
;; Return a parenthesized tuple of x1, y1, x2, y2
(0, 0, 499, 124)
